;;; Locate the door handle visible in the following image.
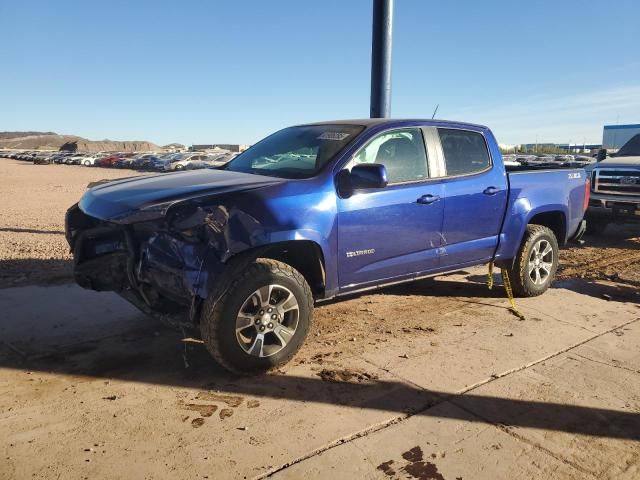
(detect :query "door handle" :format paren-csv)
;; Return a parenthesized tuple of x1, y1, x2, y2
(483, 186, 500, 195)
(417, 194, 440, 205)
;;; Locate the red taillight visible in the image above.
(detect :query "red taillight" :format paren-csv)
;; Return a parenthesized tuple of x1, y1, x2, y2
(583, 176, 590, 212)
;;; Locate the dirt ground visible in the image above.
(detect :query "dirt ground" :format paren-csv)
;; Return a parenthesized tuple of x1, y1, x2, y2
(558, 223, 640, 286)
(0, 159, 145, 288)
(1, 157, 639, 479)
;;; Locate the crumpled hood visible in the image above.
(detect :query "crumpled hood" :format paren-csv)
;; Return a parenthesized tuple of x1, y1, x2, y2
(78, 169, 284, 223)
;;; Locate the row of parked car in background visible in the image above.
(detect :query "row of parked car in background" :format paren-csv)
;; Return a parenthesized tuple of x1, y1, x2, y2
(4, 150, 597, 171)
(1, 150, 239, 171)
(502, 153, 596, 168)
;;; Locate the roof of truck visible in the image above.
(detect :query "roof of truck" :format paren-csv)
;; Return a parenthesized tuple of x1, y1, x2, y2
(296, 118, 489, 130)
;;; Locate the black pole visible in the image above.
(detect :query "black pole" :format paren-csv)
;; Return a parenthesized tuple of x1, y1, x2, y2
(370, 0, 394, 118)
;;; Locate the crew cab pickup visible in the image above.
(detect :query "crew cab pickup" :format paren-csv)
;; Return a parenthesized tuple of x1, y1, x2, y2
(586, 134, 640, 233)
(66, 119, 589, 373)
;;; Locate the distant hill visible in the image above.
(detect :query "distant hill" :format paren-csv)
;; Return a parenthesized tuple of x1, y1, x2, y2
(0, 131, 57, 140)
(0, 131, 161, 152)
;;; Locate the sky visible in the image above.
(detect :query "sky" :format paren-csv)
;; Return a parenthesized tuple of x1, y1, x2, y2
(1, 0, 639, 147)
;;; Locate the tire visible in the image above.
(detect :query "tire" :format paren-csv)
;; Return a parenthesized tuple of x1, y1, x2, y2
(585, 218, 608, 236)
(175, 165, 184, 171)
(505, 224, 559, 297)
(84, 160, 90, 166)
(200, 258, 313, 374)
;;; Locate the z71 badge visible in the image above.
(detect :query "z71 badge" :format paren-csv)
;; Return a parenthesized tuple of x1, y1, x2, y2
(346, 249, 375, 258)
(568, 172, 582, 180)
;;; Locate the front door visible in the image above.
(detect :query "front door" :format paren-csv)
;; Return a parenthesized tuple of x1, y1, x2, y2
(337, 128, 445, 290)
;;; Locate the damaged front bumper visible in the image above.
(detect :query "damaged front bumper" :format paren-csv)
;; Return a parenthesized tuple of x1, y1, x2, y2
(65, 204, 225, 327)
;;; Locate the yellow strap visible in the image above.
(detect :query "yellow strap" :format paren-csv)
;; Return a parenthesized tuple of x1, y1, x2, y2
(501, 268, 526, 321)
(487, 262, 526, 321)
(487, 262, 494, 290)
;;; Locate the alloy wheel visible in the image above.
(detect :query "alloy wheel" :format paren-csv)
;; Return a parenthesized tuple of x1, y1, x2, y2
(528, 239, 554, 285)
(235, 284, 299, 357)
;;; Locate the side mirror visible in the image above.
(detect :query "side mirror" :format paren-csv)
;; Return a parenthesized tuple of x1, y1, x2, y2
(596, 148, 607, 161)
(336, 164, 388, 198)
(350, 163, 388, 189)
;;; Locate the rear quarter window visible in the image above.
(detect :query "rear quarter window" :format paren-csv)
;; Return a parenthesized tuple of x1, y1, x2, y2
(438, 128, 491, 176)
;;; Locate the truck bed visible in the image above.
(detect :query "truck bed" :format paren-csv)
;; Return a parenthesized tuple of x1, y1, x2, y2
(492, 166, 588, 262)
(507, 167, 586, 207)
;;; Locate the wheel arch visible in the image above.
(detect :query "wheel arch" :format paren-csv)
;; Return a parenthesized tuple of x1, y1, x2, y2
(226, 240, 326, 298)
(528, 210, 566, 245)
(494, 205, 568, 268)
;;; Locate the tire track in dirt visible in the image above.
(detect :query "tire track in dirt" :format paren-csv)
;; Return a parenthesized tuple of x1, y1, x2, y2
(559, 250, 640, 280)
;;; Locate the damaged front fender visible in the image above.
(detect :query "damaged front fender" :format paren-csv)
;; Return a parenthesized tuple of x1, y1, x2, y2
(68, 180, 333, 325)
(137, 231, 225, 303)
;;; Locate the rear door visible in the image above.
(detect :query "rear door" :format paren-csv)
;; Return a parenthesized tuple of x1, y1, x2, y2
(436, 128, 508, 267)
(337, 127, 445, 290)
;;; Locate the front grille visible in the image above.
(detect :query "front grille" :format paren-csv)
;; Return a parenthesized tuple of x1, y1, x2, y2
(594, 168, 640, 196)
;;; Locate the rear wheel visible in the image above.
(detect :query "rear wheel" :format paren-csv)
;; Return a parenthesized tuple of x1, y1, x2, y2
(505, 224, 559, 297)
(200, 258, 313, 374)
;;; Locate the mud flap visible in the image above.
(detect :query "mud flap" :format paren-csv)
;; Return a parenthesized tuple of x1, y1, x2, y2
(569, 219, 586, 244)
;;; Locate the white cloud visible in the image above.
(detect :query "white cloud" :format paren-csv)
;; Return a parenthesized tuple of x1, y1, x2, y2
(447, 85, 640, 145)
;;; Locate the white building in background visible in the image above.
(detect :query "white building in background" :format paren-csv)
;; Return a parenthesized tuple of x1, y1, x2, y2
(603, 124, 640, 149)
(498, 143, 518, 152)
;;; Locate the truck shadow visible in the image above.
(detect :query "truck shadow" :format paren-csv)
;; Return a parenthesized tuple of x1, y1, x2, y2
(0, 227, 66, 235)
(458, 273, 640, 305)
(553, 278, 640, 304)
(335, 272, 639, 308)
(0, 258, 73, 288)
(1, 328, 639, 442)
(1, 255, 638, 443)
(319, 275, 509, 309)
(582, 223, 640, 246)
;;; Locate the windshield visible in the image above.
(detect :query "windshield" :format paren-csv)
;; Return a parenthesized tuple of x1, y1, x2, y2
(615, 134, 640, 157)
(225, 124, 365, 178)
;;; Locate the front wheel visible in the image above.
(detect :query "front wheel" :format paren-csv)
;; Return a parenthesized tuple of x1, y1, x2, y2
(200, 258, 313, 374)
(505, 224, 559, 297)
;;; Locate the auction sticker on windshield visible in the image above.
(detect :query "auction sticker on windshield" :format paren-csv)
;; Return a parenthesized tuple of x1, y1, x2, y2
(318, 132, 351, 141)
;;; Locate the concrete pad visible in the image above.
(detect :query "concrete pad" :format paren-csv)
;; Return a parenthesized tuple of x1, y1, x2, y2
(453, 340, 640, 479)
(361, 280, 639, 394)
(1, 279, 639, 479)
(570, 322, 640, 373)
(529, 279, 640, 332)
(273, 321, 640, 480)
(0, 328, 435, 480)
(272, 400, 584, 480)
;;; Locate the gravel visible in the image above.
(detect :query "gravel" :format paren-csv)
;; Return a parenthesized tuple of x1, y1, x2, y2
(0, 158, 146, 288)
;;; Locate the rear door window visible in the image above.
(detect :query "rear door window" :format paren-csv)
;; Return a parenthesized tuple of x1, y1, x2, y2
(438, 129, 491, 176)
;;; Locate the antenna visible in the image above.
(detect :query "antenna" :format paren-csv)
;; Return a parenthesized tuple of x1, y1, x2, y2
(431, 104, 439, 120)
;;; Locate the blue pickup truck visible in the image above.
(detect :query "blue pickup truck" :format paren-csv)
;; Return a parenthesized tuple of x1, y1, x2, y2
(66, 119, 589, 373)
